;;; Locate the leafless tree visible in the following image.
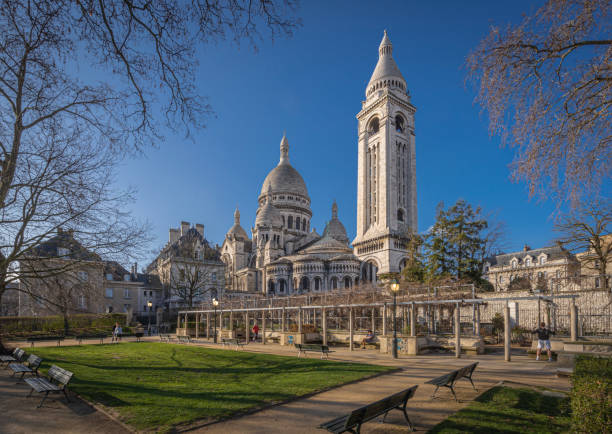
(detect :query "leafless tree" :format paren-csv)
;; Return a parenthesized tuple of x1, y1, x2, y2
(554, 199, 611, 289)
(19, 260, 104, 335)
(466, 0, 611, 208)
(168, 262, 217, 308)
(0, 0, 299, 349)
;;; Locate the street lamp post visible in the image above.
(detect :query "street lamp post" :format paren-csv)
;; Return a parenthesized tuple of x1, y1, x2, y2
(390, 279, 400, 359)
(147, 300, 153, 336)
(212, 298, 219, 343)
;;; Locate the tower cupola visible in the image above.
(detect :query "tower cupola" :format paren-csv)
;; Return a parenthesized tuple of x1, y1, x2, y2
(366, 30, 407, 98)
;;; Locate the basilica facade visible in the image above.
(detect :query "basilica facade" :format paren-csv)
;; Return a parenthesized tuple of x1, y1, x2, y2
(221, 31, 416, 295)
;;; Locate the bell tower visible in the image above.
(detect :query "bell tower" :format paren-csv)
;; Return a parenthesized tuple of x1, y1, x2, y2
(353, 31, 417, 278)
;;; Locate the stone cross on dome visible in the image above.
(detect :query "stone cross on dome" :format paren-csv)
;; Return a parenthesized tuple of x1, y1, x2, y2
(234, 207, 240, 224)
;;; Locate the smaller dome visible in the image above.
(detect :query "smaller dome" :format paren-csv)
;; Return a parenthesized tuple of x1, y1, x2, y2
(322, 201, 349, 245)
(255, 187, 283, 227)
(226, 208, 248, 240)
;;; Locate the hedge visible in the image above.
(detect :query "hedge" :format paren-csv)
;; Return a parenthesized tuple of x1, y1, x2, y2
(570, 355, 612, 433)
(0, 313, 127, 338)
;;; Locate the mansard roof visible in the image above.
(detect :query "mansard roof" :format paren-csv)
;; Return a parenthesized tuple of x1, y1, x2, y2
(28, 228, 101, 261)
(486, 245, 575, 267)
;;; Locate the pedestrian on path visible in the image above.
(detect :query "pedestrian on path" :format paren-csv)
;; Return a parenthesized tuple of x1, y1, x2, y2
(252, 323, 259, 341)
(112, 322, 123, 343)
(532, 322, 554, 361)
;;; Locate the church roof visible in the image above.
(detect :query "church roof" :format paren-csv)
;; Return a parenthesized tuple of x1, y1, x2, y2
(305, 232, 353, 255)
(260, 134, 309, 199)
(367, 30, 405, 89)
(226, 208, 249, 240)
(255, 186, 283, 227)
(322, 201, 350, 245)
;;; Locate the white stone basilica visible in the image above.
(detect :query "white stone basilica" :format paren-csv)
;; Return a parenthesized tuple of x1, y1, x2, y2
(221, 31, 416, 295)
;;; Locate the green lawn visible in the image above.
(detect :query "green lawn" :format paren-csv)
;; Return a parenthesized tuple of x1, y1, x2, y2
(429, 386, 571, 433)
(32, 342, 390, 432)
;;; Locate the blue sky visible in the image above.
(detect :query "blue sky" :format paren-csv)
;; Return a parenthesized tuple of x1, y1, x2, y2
(116, 0, 570, 267)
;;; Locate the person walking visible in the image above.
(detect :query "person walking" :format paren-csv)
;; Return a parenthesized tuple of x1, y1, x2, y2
(532, 322, 554, 361)
(252, 323, 259, 342)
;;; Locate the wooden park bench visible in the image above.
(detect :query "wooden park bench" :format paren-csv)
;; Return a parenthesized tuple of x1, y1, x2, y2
(221, 338, 245, 350)
(318, 385, 418, 433)
(25, 365, 73, 408)
(425, 362, 478, 402)
(177, 335, 193, 344)
(26, 335, 65, 347)
(159, 333, 176, 343)
(1, 347, 26, 368)
(9, 354, 42, 381)
(296, 343, 333, 359)
(75, 333, 108, 345)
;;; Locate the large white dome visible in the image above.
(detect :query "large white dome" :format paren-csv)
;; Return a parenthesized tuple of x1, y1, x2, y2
(259, 134, 309, 200)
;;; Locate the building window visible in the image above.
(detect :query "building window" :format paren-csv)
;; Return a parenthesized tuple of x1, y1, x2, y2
(595, 277, 601, 288)
(397, 209, 404, 222)
(594, 260, 600, 269)
(344, 277, 351, 288)
(395, 115, 404, 133)
(123, 274, 130, 282)
(106, 273, 114, 280)
(288, 216, 293, 229)
(556, 270, 561, 278)
(539, 256, 546, 265)
(124, 289, 130, 299)
(105, 288, 113, 298)
(78, 295, 86, 309)
(179, 268, 185, 281)
(107, 306, 113, 313)
(57, 247, 70, 257)
(123, 304, 131, 312)
(212, 272, 217, 281)
(499, 276, 504, 284)
(511, 260, 517, 268)
(368, 117, 379, 134)
(77, 271, 88, 281)
(296, 217, 301, 231)
(525, 258, 531, 266)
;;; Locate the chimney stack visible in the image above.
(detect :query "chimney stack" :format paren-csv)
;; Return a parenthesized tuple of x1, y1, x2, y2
(195, 223, 204, 237)
(180, 221, 190, 236)
(523, 244, 531, 252)
(169, 228, 180, 244)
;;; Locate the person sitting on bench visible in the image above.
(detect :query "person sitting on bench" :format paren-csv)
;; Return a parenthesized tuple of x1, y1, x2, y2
(361, 330, 375, 349)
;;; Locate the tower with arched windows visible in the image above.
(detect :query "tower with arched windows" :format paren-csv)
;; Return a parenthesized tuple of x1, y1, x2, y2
(353, 31, 417, 278)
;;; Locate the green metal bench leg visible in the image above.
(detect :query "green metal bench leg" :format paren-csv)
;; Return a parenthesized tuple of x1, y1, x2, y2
(431, 385, 439, 399)
(63, 388, 71, 403)
(467, 375, 477, 391)
(448, 385, 458, 402)
(38, 391, 50, 408)
(27, 388, 34, 398)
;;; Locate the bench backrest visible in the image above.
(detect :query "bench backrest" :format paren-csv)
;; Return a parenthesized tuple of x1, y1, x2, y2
(428, 370, 459, 387)
(345, 385, 418, 428)
(15, 348, 26, 361)
(48, 365, 73, 387)
(26, 354, 42, 369)
(456, 362, 478, 379)
(12, 347, 22, 357)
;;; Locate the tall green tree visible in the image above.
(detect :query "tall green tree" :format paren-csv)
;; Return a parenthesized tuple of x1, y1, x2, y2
(425, 200, 491, 283)
(401, 231, 426, 282)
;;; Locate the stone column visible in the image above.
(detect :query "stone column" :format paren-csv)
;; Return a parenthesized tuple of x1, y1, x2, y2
(230, 310, 234, 331)
(382, 303, 387, 336)
(206, 312, 210, 338)
(245, 311, 249, 344)
(410, 303, 416, 337)
(176, 314, 180, 330)
(281, 307, 286, 333)
(570, 300, 578, 341)
(349, 307, 354, 351)
(371, 307, 376, 333)
(322, 307, 327, 346)
(262, 310, 266, 344)
(504, 305, 511, 362)
(475, 304, 481, 336)
(195, 314, 200, 339)
(298, 307, 302, 334)
(455, 304, 461, 359)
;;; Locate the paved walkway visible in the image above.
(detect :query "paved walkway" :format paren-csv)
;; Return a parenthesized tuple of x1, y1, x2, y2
(0, 338, 570, 433)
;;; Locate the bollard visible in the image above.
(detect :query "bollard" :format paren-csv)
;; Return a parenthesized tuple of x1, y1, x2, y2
(322, 307, 327, 346)
(504, 306, 511, 362)
(195, 314, 199, 339)
(382, 303, 387, 336)
(206, 312, 210, 338)
(570, 302, 578, 341)
(262, 310, 266, 345)
(349, 308, 354, 351)
(475, 305, 481, 336)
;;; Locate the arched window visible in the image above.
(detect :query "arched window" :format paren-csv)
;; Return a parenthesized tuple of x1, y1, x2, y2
(288, 215, 293, 229)
(282, 215, 285, 225)
(300, 276, 310, 291)
(314, 277, 321, 291)
(511, 259, 517, 269)
(296, 217, 300, 231)
(330, 277, 338, 289)
(368, 117, 379, 134)
(525, 258, 531, 266)
(397, 209, 404, 222)
(395, 115, 404, 133)
(302, 219, 306, 231)
(278, 279, 286, 293)
(344, 277, 351, 288)
(268, 280, 275, 293)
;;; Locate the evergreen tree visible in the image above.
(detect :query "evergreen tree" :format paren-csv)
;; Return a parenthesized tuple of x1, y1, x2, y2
(401, 231, 426, 282)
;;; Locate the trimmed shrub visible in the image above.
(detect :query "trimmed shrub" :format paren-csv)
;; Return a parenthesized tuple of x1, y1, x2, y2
(570, 355, 612, 433)
(0, 313, 127, 338)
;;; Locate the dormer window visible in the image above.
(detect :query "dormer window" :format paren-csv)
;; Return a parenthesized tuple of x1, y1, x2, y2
(511, 259, 518, 268)
(57, 247, 69, 257)
(525, 258, 531, 266)
(106, 273, 113, 280)
(123, 274, 131, 282)
(539, 256, 546, 265)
